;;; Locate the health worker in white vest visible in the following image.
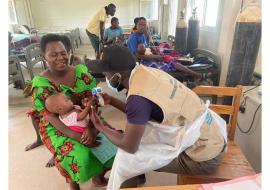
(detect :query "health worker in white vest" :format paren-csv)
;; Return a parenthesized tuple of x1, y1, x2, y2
(86, 45, 227, 190)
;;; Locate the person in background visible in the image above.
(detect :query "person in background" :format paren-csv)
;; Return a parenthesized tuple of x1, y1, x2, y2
(140, 17, 153, 45)
(137, 43, 203, 79)
(131, 17, 140, 33)
(103, 17, 124, 45)
(128, 18, 205, 80)
(86, 3, 116, 59)
(127, 17, 154, 57)
(131, 17, 153, 45)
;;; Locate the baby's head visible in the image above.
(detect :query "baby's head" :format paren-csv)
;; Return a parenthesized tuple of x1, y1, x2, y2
(45, 93, 74, 115)
(137, 43, 146, 55)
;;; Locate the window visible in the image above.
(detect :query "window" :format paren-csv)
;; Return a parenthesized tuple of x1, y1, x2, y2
(140, 0, 159, 20)
(8, 0, 17, 24)
(186, 0, 220, 28)
(204, 0, 219, 27)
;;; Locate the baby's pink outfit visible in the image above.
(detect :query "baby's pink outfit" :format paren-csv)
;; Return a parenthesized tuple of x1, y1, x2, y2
(59, 106, 89, 133)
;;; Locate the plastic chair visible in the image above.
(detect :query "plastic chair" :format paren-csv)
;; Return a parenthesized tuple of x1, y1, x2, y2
(24, 43, 47, 79)
(9, 55, 26, 89)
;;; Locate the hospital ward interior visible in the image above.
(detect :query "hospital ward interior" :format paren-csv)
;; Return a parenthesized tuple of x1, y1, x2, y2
(8, 0, 263, 190)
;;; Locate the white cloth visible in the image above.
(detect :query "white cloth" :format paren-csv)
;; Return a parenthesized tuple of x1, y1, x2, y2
(145, 48, 153, 55)
(107, 101, 227, 190)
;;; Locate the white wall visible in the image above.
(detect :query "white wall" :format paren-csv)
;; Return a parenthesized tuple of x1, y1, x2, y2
(9, 0, 33, 33)
(14, 0, 30, 26)
(28, 0, 140, 43)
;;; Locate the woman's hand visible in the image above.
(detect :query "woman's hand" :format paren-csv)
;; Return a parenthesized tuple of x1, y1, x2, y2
(150, 47, 159, 55)
(80, 128, 99, 147)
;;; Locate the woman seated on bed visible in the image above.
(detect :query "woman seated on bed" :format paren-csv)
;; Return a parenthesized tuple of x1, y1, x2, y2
(127, 17, 208, 80)
(131, 17, 153, 45)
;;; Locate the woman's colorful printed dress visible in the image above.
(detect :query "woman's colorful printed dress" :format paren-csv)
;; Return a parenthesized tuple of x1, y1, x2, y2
(29, 64, 114, 183)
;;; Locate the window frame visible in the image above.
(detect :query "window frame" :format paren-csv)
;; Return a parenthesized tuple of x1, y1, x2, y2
(139, 0, 159, 21)
(186, 0, 221, 31)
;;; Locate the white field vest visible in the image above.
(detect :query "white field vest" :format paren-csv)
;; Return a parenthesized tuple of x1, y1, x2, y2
(107, 65, 227, 190)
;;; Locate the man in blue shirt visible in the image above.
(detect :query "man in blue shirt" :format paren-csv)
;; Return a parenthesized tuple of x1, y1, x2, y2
(103, 17, 124, 45)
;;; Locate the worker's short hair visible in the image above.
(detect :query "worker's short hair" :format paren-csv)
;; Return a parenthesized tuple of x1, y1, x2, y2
(108, 3, 116, 8)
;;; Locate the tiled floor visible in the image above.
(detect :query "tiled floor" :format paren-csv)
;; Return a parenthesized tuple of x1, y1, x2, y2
(8, 44, 177, 190)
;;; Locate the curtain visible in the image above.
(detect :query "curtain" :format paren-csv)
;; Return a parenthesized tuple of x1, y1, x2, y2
(158, 0, 179, 39)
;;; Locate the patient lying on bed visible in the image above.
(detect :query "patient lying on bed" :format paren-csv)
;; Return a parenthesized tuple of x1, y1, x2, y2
(137, 43, 203, 78)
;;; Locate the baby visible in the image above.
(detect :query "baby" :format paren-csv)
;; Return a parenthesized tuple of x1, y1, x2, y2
(137, 43, 153, 55)
(137, 43, 178, 72)
(45, 93, 109, 187)
(45, 93, 93, 134)
(137, 43, 176, 62)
